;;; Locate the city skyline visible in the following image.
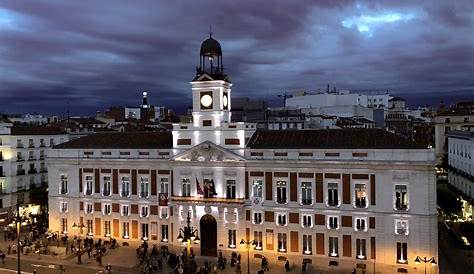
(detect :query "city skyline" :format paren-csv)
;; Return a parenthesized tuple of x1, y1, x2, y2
(0, 0, 473, 115)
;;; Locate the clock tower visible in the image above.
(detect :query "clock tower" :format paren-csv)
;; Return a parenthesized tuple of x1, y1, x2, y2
(191, 33, 231, 128)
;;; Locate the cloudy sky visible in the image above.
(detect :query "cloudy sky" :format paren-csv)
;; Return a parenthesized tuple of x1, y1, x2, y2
(0, 0, 473, 115)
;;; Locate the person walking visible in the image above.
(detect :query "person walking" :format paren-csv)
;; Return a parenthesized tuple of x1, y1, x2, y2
(0, 250, 5, 263)
(284, 259, 290, 272)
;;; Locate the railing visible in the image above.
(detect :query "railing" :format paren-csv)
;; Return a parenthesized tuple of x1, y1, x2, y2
(39, 156, 45, 160)
(301, 199, 312, 205)
(28, 144, 35, 148)
(103, 190, 111, 196)
(28, 157, 36, 161)
(171, 196, 245, 205)
(85, 189, 93, 195)
(17, 170, 26, 176)
(355, 198, 367, 208)
(121, 190, 130, 197)
(17, 157, 24, 162)
(39, 143, 46, 148)
(40, 168, 47, 173)
(17, 144, 24, 148)
(60, 188, 68, 195)
(140, 192, 149, 198)
(396, 228, 407, 235)
(327, 200, 339, 207)
(28, 169, 37, 174)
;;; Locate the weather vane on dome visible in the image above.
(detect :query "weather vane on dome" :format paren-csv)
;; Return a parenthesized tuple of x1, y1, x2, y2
(209, 24, 213, 38)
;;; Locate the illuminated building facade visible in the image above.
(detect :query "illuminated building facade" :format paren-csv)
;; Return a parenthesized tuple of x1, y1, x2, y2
(48, 35, 438, 274)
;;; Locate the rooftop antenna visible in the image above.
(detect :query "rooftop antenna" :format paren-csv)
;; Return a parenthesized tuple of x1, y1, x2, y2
(209, 25, 213, 38)
(277, 92, 290, 108)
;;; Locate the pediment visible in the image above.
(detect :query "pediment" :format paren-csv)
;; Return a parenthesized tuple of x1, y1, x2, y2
(172, 141, 245, 162)
(195, 73, 215, 81)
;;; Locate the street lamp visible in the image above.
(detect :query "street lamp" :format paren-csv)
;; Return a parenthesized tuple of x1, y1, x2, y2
(240, 239, 255, 274)
(177, 211, 200, 274)
(414, 256, 437, 274)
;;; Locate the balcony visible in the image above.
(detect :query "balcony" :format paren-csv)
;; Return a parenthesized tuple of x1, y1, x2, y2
(355, 198, 367, 208)
(28, 169, 37, 174)
(85, 189, 93, 195)
(103, 190, 111, 196)
(16, 170, 26, 176)
(171, 196, 245, 205)
(28, 156, 36, 161)
(140, 192, 149, 198)
(39, 156, 45, 160)
(16, 144, 24, 148)
(39, 168, 47, 173)
(60, 188, 67, 195)
(121, 190, 130, 197)
(17, 157, 24, 162)
(39, 143, 46, 148)
(301, 199, 312, 206)
(327, 200, 339, 207)
(28, 143, 35, 148)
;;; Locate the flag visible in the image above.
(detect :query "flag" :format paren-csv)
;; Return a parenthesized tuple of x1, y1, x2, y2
(210, 179, 217, 196)
(196, 178, 204, 195)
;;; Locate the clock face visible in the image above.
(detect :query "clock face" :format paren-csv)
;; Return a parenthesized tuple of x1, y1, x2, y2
(200, 94, 213, 108)
(223, 94, 228, 108)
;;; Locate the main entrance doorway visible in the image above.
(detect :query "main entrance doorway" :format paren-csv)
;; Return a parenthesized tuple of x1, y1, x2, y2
(200, 214, 217, 256)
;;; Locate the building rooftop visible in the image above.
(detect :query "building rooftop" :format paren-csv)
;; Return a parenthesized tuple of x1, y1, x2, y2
(10, 126, 67, 136)
(247, 129, 426, 149)
(447, 130, 474, 140)
(55, 132, 172, 149)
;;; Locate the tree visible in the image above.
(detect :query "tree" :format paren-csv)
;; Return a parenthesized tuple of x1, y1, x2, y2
(437, 188, 462, 218)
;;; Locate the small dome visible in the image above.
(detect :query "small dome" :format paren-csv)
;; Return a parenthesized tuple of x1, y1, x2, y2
(200, 34, 222, 56)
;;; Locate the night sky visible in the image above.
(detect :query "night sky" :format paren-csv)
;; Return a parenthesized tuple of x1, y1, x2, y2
(0, 0, 473, 115)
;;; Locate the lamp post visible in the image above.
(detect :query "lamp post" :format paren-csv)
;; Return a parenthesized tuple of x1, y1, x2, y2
(240, 239, 255, 274)
(414, 256, 437, 274)
(176, 211, 200, 274)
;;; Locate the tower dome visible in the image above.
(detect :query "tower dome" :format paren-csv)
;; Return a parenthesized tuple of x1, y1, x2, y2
(195, 33, 226, 80)
(200, 35, 222, 57)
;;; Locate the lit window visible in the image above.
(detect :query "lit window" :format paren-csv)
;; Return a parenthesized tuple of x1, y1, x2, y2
(141, 223, 149, 240)
(182, 178, 191, 197)
(61, 218, 68, 234)
(355, 217, 367, 231)
(327, 182, 339, 206)
(254, 231, 263, 250)
(161, 224, 169, 242)
(122, 222, 129, 239)
(396, 242, 408, 264)
(329, 237, 338, 257)
(276, 181, 287, 204)
(228, 230, 236, 248)
(354, 183, 367, 208)
(253, 212, 263, 224)
(395, 219, 409, 235)
(356, 239, 366, 259)
(277, 233, 287, 252)
(104, 221, 111, 236)
(303, 234, 312, 255)
(252, 180, 263, 198)
(87, 220, 93, 235)
(394, 185, 408, 210)
(301, 182, 312, 205)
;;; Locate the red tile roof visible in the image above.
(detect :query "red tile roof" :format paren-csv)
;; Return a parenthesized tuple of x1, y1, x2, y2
(247, 129, 426, 149)
(55, 132, 172, 149)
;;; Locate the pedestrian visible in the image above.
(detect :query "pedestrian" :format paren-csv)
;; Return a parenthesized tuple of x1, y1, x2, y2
(352, 267, 357, 274)
(301, 261, 307, 274)
(0, 250, 5, 263)
(284, 259, 290, 272)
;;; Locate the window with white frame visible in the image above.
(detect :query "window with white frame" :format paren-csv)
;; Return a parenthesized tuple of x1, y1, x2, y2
(85, 175, 93, 195)
(276, 181, 287, 204)
(302, 214, 312, 228)
(161, 224, 169, 242)
(141, 223, 149, 240)
(122, 222, 129, 238)
(104, 221, 111, 236)
(85, 203, 93, 214)
(228, 229, 236, 248)
(301, 181, 312, 205)
(61, 218, 67, 234)
(252, 179, 263, 198)
(121, 176, 130, 197)
(303, 234, 312, 255)
(277, 233, 287, 252)
(103, 203, 111, 215)
(160, 177, 169, 194)
(87, 220, 93, 235)
(396, 242, 408, 264)
(140, 177, 149, 198)
(394, 185, 408, 210)
(140, 205, 149, 218)
(253, 212, 263, 224)
(328, 216, 339, 229)
(354, 183, 367, 208)
(160, 207, 169, 219)
(60, 201, 68, 213)
(182, 178, 191, 197)
(355, 217, 367, 231)
(277, 213, 287, 226)
(254, 231, 263, 250)
(327, 182, 339, 206)
(329, 237, 339, 257)
(103, 176, 111, 196)
(395, 219, 409, 235)
(121, 205, 129, 216)
(356, 239, 367, 259)
(226, 180, 236, 199)
(60, 174, 68, 194)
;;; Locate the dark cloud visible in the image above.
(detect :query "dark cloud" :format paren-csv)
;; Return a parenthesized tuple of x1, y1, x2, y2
(0, 0, 472, 115)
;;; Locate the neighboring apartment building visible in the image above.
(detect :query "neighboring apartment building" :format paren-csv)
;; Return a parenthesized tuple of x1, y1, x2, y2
(447, 131, 474, 201)
(48, 35, 438, 274)
(0, 124, 68, 214)
(433, 106, 474, 163)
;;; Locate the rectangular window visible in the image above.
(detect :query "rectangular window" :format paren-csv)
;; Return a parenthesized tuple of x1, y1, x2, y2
(49, 138, 55, 147)
(61, 218, 67, 234)
(160, 207, 169, 219)
(121, 205, 129, 216)
(103, 176, 111, 196)
(327, 183, 339, 206)
(329, 237, 339, 257)
(301, 181, 312, 205)
(85, 175, 94, 195)
(141, 223, 149, 240)
(160, 177, 169, 194)
(103, 204, 111, 215)
(277, 233, 287, 252)
(302, 215, 312, 228)
(60, 174, 68, 194)
(87, 220, 93, 235)
(254, 231, 263, 250)
(140, 205, 149, 218)
(276, 181, 287, 204)
(104, 221, 111, 236)
(354, 183, 367, 208)
(140, 177, 149, 198)
(328, 216, 339, 229)
(253, 212, 263, 224)
(122, 222, 129, 239)
(161, 224, 169, 242)
(226, 180, 236, 199)
(395, 185, 408, 210)
(277, 213, 287, 226)
(60, 201, 68, 213)
(85, 203, 93, 214)
(121, 177, 130, 197)
(395, 220, 409, 235)
(396, 242, 408, 264)
(355, 217, 366, 231)
(228, 229, 236, 248)
(252, 179, 263, 198)
(182, 178, 191, 197)
(356, 239, 367, 259)
(303, 234, 312, 255)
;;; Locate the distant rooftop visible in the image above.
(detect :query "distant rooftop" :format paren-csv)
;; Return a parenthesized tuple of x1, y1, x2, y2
(447, 130, 474, 140)
(55, 132, 172, 149)
(9, 126, 67, 136)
